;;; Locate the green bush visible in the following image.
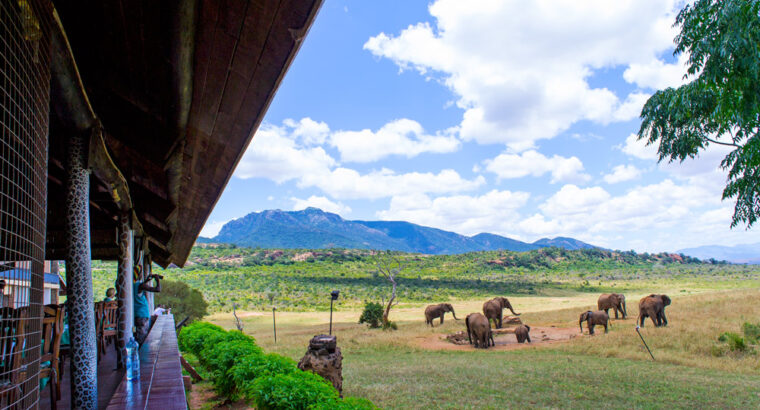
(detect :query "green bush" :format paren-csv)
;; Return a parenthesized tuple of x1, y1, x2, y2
(383, 320, 398, 331)
(358, 302, 383, 328)
(230, 353, 298, 400)
(251, 371, 339, 410)
(178, 322, 226, 355)
(203, 339, 263, 396)
(742, 322, 760, 343)
(718, 332, 747, 352)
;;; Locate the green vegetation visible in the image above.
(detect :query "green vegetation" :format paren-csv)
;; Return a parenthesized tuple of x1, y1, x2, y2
(358, 302, 383, 329)
(638, 0, 760, 227)
(154, 280, 208, 323)
(91, 245, 757, 313)
(177, 321, 375, 409)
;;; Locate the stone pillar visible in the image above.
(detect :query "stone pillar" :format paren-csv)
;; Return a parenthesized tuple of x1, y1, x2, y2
(298, 335, 343, 396)
(115, 213, 134, 368)
(65, 132, 97, 409)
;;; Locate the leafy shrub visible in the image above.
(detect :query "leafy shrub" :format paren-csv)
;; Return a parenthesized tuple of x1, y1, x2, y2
(718, 332, 747, 352)
(155, 280, 209, 323)
(742, 322, 760, 343)
(203, 339, 263, 395)
(250, 371, 339, 410)
(229, 353, 298, 400)
(383, 320, 398, 331)
(358, 302, 383, 328)
(178, 322, 225, 355)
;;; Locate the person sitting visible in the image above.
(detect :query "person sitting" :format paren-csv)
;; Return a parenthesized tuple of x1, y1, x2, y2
(133, 267, 162, 343)
(152, 304, 167, 316)
(103, 287, 116, 302)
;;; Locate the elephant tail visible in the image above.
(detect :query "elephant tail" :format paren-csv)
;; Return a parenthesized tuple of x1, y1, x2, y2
(465, 316, 472, 344)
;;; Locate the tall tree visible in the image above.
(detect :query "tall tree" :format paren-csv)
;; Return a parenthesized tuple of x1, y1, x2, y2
(638, 0, 760, 227)
(155, 280, 209, 323)
(374, 251, 403, 327)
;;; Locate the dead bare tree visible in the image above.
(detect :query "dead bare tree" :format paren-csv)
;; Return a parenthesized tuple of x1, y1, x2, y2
(232, 303, 244, 331)
(375, 251, 404, 327)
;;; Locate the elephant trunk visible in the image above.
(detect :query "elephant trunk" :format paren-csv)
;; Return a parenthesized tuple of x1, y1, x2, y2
(505, 301, 520, 316)
(451, 309, 459, 320)
(579, 317, 585, 333)
(622, 300, 627, 317)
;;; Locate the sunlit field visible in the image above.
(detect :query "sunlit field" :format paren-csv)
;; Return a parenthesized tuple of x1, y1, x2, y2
(193, 284, 760, 409)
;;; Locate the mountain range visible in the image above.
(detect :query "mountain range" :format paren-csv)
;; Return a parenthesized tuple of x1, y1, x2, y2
(677, 243, 760, 264)
(199, 207, 598, 254)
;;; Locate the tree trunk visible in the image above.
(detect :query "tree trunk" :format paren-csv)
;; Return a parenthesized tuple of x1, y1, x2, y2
(382, 279, 396, 326)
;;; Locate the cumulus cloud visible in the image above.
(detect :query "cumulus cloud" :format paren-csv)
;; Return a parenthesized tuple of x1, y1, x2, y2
(235, 120, 483, 200)
(330, 119, 460, 163)
(377, 189, 530, 236)
(364, 0, 681, 150)
(483, 150, 591, 183)
(291, 196, 351, 215)
(283, 117, 330, 145)
(623, 53, 690, 90)
(620, 133, 659, 161)
(603, 164, 641, 184)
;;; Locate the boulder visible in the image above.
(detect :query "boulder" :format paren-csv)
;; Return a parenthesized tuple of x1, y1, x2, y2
(298, 335, 343, 396)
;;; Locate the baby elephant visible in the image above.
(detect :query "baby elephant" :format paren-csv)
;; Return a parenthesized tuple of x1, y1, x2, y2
(579, 310, 609, 335)
(514, 324, 531, 343)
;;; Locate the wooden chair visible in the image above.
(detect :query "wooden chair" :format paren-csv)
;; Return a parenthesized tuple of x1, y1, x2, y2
(99, 301, 118, 358)
(0, 307, 27, 407)
(40, 304, 64, 410)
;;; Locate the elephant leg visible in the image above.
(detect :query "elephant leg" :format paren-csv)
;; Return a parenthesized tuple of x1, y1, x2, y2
(497, 315, 503, 329)
(614, 308, 619, 319)
(660, 311, 668, 327)
(526, 334, 531, 343)
(589, 324, 595, 335)
(604, 323, 608, 333)
(440, 316, 444, 325)
(639, 314, 646, 327)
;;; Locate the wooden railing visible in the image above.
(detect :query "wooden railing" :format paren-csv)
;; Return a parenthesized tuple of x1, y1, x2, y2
(106, 315, 186, 409)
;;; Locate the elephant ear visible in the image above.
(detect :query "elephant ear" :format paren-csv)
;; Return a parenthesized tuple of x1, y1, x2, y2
(661, 295, 671, 306)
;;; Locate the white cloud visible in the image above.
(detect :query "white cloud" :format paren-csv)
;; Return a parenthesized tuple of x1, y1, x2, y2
(291, 196, 351, 215)
(236, 120, 483, 200)
(483, 150, 591, 183)
(377, 189, 530, 236)
(330, 119, 460, 163)
(200, 220, 228, 238)
(300, 168, 485, 200)
(623, 53, 690, 90)
(365, 0, 681, 150)
(620, 133, 659, 161)
(283, 117, 330, 145)
(603, 164, 641, 184)
(235, 123, 335, 183)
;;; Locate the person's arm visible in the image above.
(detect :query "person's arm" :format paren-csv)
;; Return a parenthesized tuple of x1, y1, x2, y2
(138, 274, 162, 293)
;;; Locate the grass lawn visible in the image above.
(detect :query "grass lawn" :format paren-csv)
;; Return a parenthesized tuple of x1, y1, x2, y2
(198, 286, 760, 409)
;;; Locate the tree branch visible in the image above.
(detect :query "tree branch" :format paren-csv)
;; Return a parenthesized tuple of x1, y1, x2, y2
(705, 136, 741, 148)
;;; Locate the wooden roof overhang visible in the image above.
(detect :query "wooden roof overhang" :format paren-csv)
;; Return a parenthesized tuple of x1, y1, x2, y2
(45, 0, 323, 267)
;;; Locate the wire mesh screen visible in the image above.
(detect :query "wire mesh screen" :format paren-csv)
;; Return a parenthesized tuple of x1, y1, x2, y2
(0, 0, 51, 407)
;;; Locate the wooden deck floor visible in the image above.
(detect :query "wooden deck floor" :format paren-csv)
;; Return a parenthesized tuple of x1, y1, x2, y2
(39, 342, 125, 409)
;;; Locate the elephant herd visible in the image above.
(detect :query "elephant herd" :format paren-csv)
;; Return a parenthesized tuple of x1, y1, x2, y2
(580, 292, 672, 334)
(425, 297, 525, 349)
(426, 292, 672, 349)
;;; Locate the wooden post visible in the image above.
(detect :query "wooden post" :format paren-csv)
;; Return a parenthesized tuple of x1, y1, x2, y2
(116, 213, 134, 368)
(65, 132, 97, 409)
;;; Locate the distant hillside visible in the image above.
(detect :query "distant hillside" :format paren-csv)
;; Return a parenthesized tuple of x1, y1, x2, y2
(205, 208, 598, 254)
(678, 243, 760, 264)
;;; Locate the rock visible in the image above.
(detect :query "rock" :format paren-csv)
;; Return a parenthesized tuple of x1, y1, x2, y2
(503, 316, 522, 325)
(446, 331, 470, 345)
(298, 335, 343, 396)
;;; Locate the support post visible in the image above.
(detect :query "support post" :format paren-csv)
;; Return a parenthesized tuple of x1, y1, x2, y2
(116, 213, 134, 368)
(65, 132, 97, 409)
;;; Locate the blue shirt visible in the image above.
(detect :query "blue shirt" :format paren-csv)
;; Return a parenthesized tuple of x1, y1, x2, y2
(133, 281, 150, 318)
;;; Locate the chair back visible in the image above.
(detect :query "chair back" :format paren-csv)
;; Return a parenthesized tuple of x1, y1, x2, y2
(40, 304, 64, 364)
(101, 301, 118, 333)
(0, 307, 27, 382)
(94, 301, 104, 332)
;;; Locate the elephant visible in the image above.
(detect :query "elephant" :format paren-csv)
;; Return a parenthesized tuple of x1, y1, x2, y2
(514, 324, 531, 343)
(482, 297, 520, 329)
(465, 313, 494, 349)
(424, 303, 459, 326)
(638, 294, 671, 327)
(597, 293, 627, 319)
(579, 310, 609, 335)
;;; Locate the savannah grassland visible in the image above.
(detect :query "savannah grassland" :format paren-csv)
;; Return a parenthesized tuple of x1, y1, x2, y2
(171, 248, 760, 409)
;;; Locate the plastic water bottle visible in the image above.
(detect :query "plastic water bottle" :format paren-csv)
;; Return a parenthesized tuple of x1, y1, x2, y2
(126, 337, 140, 381)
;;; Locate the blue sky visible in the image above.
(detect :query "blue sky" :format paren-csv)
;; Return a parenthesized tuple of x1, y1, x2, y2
(201, 0, 760, 252)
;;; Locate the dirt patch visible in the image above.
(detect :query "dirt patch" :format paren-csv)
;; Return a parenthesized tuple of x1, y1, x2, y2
(416, 326, 580, 351)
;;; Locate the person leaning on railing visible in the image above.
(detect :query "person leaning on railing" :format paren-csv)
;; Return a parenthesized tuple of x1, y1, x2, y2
(133, 266, 162, 343)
